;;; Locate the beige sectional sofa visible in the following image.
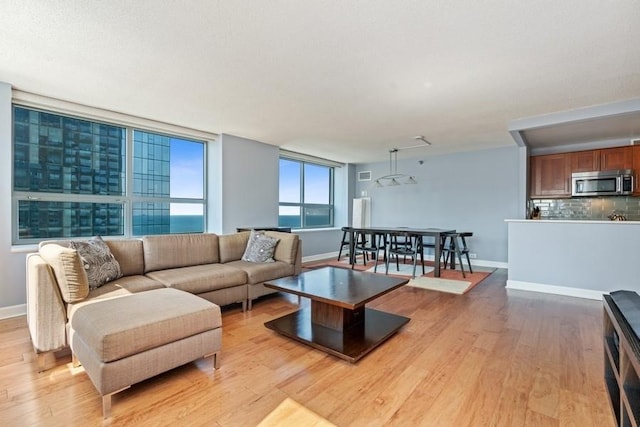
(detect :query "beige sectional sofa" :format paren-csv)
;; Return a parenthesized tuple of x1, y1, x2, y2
(26, 230, 302, 370)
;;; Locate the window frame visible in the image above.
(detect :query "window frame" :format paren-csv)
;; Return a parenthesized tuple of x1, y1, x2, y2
(278, 155, 335, 229)
(11, 104, 209, 245)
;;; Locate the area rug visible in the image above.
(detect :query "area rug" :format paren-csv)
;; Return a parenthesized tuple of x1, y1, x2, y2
(406, 276, 472, 295)
(365, 263, 434, 276)
(304, 257, 493, 295)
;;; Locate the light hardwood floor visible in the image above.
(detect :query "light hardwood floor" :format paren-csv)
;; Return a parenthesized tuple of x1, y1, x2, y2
(0, 269, 614, 426)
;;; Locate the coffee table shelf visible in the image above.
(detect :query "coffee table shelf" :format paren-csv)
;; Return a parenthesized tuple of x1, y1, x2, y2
(264, 267, 410, 363)
(265, 306, 409, 363)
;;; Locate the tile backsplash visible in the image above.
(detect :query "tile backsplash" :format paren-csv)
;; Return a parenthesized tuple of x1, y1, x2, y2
(529, 197, 640, 221)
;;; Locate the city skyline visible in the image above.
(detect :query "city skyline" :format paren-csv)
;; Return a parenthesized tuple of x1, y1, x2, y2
(14, 106, 206, 240)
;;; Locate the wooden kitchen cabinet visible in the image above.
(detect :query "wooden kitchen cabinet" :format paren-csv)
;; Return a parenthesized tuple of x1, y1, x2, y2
(531, 146, 635, 199)
(600, 146, 633, 170)
(633, 146, 640, 196)
(570, 147, 632, 172)
(530, 153, 571, 198)
(571, 150, 600, 172)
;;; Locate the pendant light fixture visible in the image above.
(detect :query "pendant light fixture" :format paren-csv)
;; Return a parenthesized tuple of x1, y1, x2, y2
(372, 136, 431, 187)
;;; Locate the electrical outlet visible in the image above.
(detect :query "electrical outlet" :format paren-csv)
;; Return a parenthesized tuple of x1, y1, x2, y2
(469, 253, 477, 259)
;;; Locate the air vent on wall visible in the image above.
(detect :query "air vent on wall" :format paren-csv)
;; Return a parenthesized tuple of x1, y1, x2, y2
(358, 171, 372, 181)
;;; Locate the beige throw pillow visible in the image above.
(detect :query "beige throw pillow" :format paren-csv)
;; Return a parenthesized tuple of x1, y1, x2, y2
(39, 244, 90, 303)
(69, 236, 123, 289)
(241, 230, 279, 263)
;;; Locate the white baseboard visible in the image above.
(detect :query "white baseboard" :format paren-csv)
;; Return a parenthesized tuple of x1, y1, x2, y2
(421, 254, 507, 269)
(506, 280, 605, 300)
(302, 252, 340, 263)
(0, 304, 26, 320)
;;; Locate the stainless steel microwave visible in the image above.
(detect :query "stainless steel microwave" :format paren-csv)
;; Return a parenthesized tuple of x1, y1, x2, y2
(571, 169, 634, 196)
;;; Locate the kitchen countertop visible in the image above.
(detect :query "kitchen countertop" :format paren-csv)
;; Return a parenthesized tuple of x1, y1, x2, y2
(505, 219, 640, 224)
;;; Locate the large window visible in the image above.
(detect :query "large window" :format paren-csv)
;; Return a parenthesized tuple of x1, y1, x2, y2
(131, 130, 205, 235)
(12, 106, 206, 244)
(279, 157, 334, 229)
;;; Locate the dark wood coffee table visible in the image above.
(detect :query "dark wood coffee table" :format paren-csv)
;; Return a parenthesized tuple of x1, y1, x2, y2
(264, 266, 410, 362)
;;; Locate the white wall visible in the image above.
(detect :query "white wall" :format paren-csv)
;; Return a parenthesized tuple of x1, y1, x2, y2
(216, 134, 280, 234)
(355, 146, 523, 264)
(333, 163, 353, 228)
(507, 220, 640, 299)
(297, 228, 345, 259)
(0, 82, 30, 317)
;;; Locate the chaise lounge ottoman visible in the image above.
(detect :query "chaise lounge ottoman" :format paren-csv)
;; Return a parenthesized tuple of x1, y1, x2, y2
(69, 288, 222, 418)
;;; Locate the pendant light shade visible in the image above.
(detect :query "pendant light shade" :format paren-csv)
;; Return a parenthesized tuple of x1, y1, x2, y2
(372, 149, 417, 187)
(370, 137, 431, 188)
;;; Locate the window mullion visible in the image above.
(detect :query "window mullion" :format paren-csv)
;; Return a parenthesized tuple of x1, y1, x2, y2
(300, 162, 305, 228)
(125, 127, 134, 237)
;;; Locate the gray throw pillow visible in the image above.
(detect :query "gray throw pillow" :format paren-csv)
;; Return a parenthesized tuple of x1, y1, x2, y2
(69, 236, 123, 289)
(241, 230, 279, 263)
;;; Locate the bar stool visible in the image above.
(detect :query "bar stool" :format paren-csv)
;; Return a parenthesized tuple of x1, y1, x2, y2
(338, 227, 368, 261)
(337, 229, 351, 261)
(442, 232, 473, 278)
(457, 232, 473, 273)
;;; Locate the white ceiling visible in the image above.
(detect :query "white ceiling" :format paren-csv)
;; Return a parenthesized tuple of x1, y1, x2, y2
(522, 110, 640, 149)
(1, 1, 639, 164)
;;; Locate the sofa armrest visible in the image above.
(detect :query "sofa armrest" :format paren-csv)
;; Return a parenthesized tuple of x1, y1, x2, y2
(26, 253, 68, 355)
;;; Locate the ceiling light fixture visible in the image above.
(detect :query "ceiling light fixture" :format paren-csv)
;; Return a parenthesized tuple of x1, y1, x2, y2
(372, 136, 431, 187)
(412, 135, 432, 146)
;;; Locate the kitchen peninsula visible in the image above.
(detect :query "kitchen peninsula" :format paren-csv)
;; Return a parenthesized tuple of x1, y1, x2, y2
(506, 219, 640, 299)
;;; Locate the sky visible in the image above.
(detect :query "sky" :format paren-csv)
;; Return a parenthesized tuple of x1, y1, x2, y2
(279, 159, 330, 204)
(169, 137, 204, 216)
(167, 147, 331, 217)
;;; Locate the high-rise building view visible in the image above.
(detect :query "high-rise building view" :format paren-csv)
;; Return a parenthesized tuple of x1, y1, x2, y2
(13, 107, 206, 241)
(14, 107, 126, 239)
(132, 130, 171, 235)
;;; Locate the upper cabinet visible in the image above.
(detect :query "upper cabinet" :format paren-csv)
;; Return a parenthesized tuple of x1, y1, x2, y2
(570, 147, 632, 173)
(530, 153, 571, 198)
(531, 146, 636, 199)
(633, 146, 640, 196)
(570, 150, 600, 172)
(600, 146, 633, 170)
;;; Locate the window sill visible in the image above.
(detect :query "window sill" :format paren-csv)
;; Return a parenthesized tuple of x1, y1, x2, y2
(11, 244, 38, 254)
(293, 227, 341, 234)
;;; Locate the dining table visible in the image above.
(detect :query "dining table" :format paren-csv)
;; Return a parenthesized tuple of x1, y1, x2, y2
(342, 226, 456, 278)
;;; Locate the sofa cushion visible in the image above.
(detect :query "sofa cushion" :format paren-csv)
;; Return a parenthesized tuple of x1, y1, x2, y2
(143, 234, 219, 273)
(39, 243, 89, 303)
(69, 236, 123, 289)
(67, 276, 166, 317)
(264, 231, 299, 264)
(145, 263, 247, 294)
(70, 288, 221, 363)
(225, 260, 295, 285)
(218, 231, 250, 263)
(105, 239, 145, 276)
(242, 230, 279, 263)
(88, 275, 166, 300)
